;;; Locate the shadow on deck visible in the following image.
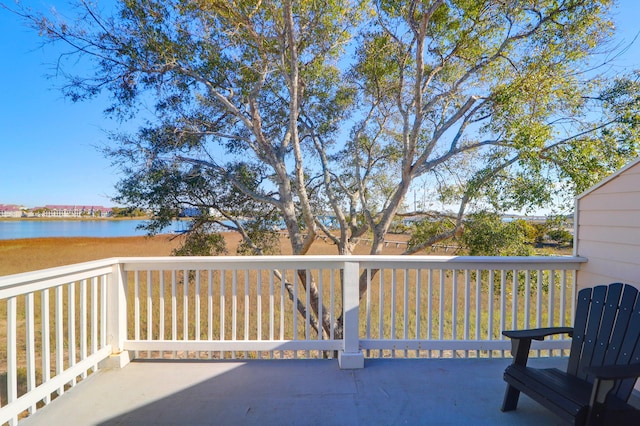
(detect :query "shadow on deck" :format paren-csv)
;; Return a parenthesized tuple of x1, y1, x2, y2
(22, 357, 570, 425)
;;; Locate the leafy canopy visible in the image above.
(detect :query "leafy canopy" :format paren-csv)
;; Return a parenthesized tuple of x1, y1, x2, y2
(14, 0, 640, 257)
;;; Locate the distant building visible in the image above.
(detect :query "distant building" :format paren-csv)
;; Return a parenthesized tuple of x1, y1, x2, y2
(0, 204, 24, 218)
(180, 207, 202, 217)
(32, 205, 113, 218)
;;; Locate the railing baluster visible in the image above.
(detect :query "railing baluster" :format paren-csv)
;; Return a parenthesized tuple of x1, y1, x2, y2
(524, 271, 531, 330)
(80, 279, 87, 378)
(232, 269, 237, 359)
(172, 270, 177, 358)
(560, 270, 567, 327)
(317, 270, 323, 359)
(452, 269, 457, 358)
(488, 270, 494, 359)
(26, 292, 36, 413)
(101, 275, 107, 348)
(41, 288, 51, 404)
(134, 271, 140, 353)
(365, 267, 371, 358)
(378, 269, 384, 357)
(91, 277, 98, 371)
(244, 270, 249, 358)
(548, 270, 556, 357)
(159, 271, 165, 355)
(293, 270, 298, 359)
(208, 270, 213, 359)
(257, 270, 263, 346)
(196, 271, 201, 344)
(330, 269, 335, 342)
(415, 269, 421, 358)
(439, 269, 445, 358)
(55, 285, 64, 396)
(68, 281, 76, 386)
(560, 270, 567, 357)
(464, 269, 470, 358)
(548, 270, 555, 329)
(403, 269, 409, 358)
(511, 270, 518, 331)
(305, 269, 310, 358)
(220, 269, 226, 359)
(500, 270, 506, 357)
(184, 269, 189, 344)
(427, 269, 432, 357)
(7, 296, 17, 425)
(536, 269, 543, 357)
(147, 271, 153, 352)
(391, 269, 396, 358)
(570, 269, 577, 357)
(280, 268, 285, 359)
(475, 269, 481, 358)
(269, 271, 275, 359)
(536, 270, 543, 328)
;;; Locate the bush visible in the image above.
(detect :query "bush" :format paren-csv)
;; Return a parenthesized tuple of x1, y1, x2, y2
(547, 228, 573, 246)
(462, 211, 534, 256)
(173, 229, 227, 256)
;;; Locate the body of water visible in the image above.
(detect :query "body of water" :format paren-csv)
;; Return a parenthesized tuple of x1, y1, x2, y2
(0, 219, 180, 240)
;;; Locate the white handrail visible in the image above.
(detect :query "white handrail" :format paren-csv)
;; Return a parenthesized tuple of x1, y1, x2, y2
(0, 255, 586, 424)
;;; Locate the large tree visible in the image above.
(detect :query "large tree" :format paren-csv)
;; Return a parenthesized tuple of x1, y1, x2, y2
(338, 0, 640, 261)
(13, 0, 640, 336)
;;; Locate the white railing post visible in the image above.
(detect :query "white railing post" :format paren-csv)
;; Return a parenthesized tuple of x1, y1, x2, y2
(104, 262, 131, 368)
(7, 296, 18, 426)
(338, 261, 364, 369)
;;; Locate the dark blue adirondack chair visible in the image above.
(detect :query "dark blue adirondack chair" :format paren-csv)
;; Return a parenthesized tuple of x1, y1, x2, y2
(502, 283, 640, 425)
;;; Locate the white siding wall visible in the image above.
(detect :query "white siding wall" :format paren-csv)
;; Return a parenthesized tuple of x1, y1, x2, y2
(575, 160, 640, 291)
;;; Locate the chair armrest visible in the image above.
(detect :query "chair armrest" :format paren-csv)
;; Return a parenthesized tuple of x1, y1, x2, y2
(503, 327, 573, 367)
(584, 363, 640, 380)
(502, 327, 574, 341)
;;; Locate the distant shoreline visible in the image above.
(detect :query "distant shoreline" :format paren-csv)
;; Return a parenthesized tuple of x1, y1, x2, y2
(0, 216, 151, 222)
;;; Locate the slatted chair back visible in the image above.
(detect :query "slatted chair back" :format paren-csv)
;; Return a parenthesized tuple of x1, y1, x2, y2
(567, 283, 640, 401)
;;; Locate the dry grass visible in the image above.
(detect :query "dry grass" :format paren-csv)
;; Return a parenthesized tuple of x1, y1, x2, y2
(0, 233, 413, 277)
(0, 236, 180, 276)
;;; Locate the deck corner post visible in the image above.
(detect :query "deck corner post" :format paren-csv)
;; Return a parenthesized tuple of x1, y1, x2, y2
(106, 262, 129, 366)
(339, 261, 364, 369)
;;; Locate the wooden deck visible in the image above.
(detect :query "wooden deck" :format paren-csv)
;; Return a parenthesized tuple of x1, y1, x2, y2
(20, 357, 578, 425)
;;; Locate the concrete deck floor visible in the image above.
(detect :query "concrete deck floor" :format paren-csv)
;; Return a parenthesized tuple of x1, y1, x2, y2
(22, 357, 572, 425)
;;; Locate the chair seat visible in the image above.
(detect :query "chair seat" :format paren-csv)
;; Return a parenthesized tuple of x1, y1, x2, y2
(505, 365, 590, 423)
(504, 365, 634, 424)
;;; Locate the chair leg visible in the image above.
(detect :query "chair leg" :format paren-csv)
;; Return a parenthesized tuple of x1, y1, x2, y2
(501, 384, 520, 412)
(502, 337, 531, 412)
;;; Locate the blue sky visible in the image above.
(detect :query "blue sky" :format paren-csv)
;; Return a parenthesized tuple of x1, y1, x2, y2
(1, 1, 639, 208)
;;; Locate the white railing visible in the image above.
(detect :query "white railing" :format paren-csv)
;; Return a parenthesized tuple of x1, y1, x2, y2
(118, 257, 349, 359)
(0, 259, 116, 426)
(358, 257, 584, 358)
(0, 255, 586, 424)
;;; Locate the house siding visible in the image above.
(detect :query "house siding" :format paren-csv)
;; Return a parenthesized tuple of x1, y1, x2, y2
(575, 159, 640, 290)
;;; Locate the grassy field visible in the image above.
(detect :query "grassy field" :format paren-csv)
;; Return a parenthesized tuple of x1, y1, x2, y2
(0, 233, 413, 277)
(0, 236, 180, 276)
